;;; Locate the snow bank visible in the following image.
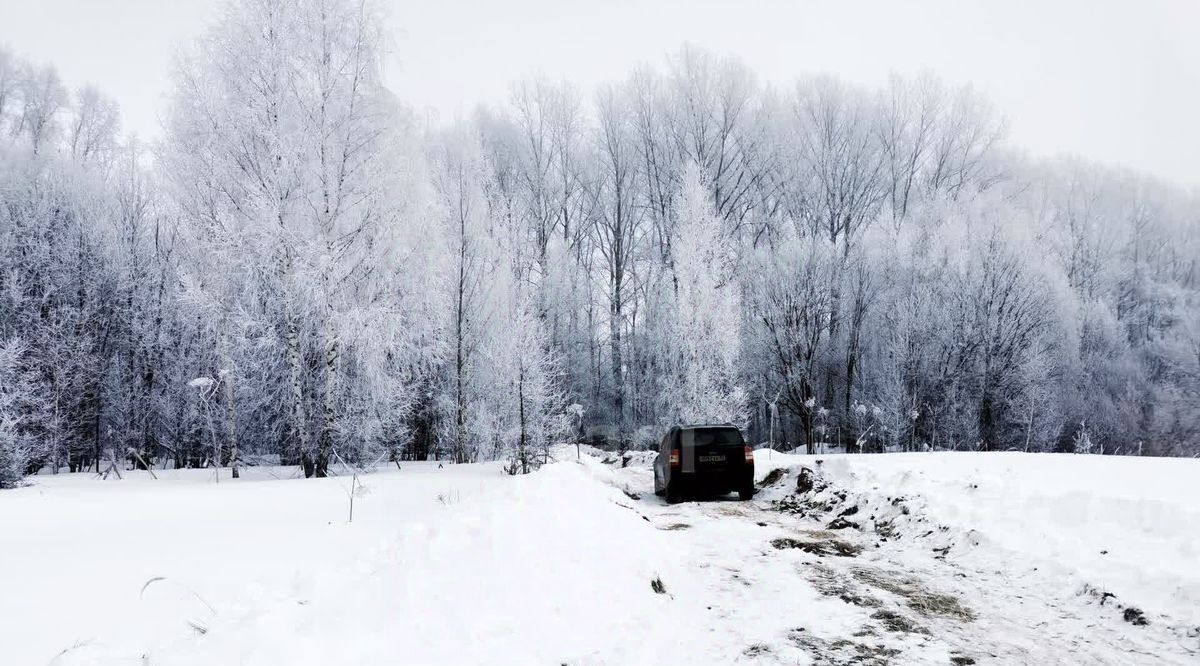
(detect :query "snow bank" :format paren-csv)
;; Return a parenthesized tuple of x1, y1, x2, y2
(754, 451, 1200, 627)
(6, 450, 1199, 664)
(0, 460, 705, 665)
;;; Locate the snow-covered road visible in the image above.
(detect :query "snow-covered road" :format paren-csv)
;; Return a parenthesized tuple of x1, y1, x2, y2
(3, 449, 1198, 664)
(610, 456, 1199, 665)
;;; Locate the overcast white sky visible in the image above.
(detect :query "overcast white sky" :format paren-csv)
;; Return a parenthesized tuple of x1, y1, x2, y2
(2, 0, 1198, 185)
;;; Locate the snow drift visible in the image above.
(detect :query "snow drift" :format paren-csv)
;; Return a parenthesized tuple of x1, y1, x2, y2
(2, 449, 1199, 664)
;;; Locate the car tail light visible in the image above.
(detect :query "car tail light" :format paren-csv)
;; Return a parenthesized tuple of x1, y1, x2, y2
(668, 449, 680, 467)
(744, 445, 754, 462)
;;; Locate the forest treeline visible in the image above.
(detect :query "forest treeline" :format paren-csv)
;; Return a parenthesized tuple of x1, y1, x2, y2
(2, 0, 1198, 486)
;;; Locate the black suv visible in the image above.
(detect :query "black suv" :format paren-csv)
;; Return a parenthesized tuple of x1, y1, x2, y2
(653, 424, 754, 504)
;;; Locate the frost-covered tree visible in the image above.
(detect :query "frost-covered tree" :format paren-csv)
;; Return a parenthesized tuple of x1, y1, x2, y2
(589, 86, 644, 441)
(746, 232, 837, 452)
(0, 338, 46, 487)
(428, 127, 500, 463)
(661, 165, 746, 425)
(67, 86, 120, 166)
(163, 0, 406, 476)
(12, 62, 68, 154)
(4, 35, 1200, 494)
(490, 287, 568, 474)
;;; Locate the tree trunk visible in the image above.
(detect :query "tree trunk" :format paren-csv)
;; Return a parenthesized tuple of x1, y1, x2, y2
(455, 280, 467, 465)
(223, 345, 239, 479)
(518, 365, 528, 474)
(453, 208, 469, 465)
(824, 265, 844, 415)
(1024, 403, 1035, 453)
(317, 312, 338, 478)
(978, 393, 994, 452)
(610, 292, 624, 448)
(285, 304, 310, 475)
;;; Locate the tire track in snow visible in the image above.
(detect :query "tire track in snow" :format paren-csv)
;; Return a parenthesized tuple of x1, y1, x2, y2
(610, 461, 1197, 665)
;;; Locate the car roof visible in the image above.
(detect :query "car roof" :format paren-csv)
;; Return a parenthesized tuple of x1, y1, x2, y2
(677, 423, 739, 430)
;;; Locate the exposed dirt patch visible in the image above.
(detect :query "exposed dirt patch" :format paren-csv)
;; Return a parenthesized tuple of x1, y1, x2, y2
(787, 628, 901, 666)
(728, 570, 753, 587)
(806, 563, 884, 609)
(772, 536, 863, 558)
(874, 520, 898, 539)
(796, 466, 821, 493)
(773, 466, 956, 554)
(870, 609, 929, 635)
(650, 577, 667, 594)
(852, 568, 976, 621)
(742, 642, 772, 658)
(1080, 583, 1152, 627)
(840, 591, 885, 609)
(657, 522, 691, 531)
(826, 516, 858, 530)
(825, 504, 863, 530)
(759, 468, 787, 488)
(777, 490, 847, 518)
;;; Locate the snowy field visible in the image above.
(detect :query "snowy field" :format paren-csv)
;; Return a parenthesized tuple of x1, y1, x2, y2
(2, 450, 1199, 665)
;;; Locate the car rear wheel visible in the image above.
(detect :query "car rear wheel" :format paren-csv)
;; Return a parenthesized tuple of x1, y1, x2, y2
(738, 483, 755, 501)
(665, 479, 683, 504)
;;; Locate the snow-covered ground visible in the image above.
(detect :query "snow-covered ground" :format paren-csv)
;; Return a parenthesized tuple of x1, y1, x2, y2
(2, 450, 1198, 664)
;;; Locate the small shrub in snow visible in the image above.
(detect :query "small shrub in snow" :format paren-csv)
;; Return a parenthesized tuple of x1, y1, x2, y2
(1123, 608, 1149, 626)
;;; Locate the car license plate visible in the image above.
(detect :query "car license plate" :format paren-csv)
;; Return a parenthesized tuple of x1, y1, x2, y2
(699, 454, 725, 463)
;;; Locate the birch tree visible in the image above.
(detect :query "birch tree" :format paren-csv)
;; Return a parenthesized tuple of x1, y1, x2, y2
(429, 127, 496, 463)
(662, 165, 746, 425)
(164, 0, 395, 476)
(590, 86, 643, 442)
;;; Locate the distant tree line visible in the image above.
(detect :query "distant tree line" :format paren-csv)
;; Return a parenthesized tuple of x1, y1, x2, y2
(2, 0, 1197, 487)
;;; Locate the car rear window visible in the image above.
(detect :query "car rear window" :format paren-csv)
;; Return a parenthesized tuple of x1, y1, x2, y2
(681, 428, 743, 448)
